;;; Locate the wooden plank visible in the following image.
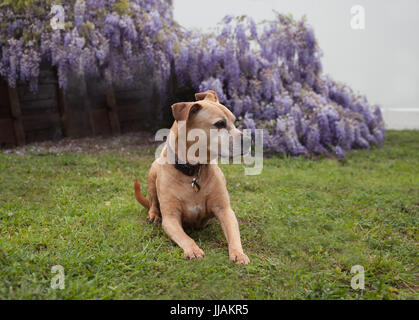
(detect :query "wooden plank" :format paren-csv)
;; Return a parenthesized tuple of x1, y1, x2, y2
(0, 84, 11, 118)
(59, 74, 93, 138)
(38, 61, 58, 85)
(85, 77, 106, 109)
(57, 87, 69, 137)
(105, 86, 121, 135)
(89, 97, 107, 110)
(120, 119, 153, 133)
(117, 103, 146, 122)
(90, 109, 112, 136)
(81, 77, 96, 136)
(0, 118, 16, 148)
(8, 86, 26, 146)
(69, 74, 95, 136)
(39, 69, 58, 85)
(25, 127, 60, 144)
(114, 91, 143, 105)
(117, 102, 156, 133)
(65, 107, 91, 138)
(22, 113, 60, 131)
(20, 99, 58, 113)
(18, 84, 57, 103)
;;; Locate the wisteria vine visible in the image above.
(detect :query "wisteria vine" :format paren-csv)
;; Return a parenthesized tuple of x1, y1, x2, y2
(0, 0, 177, 92)
(0, 1, 385, 157)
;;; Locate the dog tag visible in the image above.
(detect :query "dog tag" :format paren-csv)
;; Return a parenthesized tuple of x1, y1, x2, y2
(192, 178, 200, 193)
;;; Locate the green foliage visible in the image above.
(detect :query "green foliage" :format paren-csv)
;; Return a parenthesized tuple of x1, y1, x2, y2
(114, 0, 130, 16)
(0, 131, 418, 299)
(0, 0, 32, 12)
(0, 0, 58, 12)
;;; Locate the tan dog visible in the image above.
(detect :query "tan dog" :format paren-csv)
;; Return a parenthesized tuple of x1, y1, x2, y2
(134, 90, 250, 265)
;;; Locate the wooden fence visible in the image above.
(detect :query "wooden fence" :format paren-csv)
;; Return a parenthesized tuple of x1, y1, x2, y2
(0, 63, 172, 148)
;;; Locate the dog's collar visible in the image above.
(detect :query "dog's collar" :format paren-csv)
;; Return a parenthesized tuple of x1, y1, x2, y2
(167, 145, 203, 192)
(174, 154, 202, 177)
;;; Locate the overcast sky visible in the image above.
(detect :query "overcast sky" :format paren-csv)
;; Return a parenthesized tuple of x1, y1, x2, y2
(173, 0, 419, 114)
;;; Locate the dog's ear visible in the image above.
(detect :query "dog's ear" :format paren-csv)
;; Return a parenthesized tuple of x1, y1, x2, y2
(171, 102, 201, 122)
(195, 90, 219, 103)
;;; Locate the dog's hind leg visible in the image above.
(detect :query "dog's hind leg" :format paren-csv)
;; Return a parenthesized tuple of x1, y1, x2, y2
(146, 163, 160, 223)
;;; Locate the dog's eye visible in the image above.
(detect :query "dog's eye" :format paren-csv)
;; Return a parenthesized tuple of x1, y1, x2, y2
(213, 120, 227, 129)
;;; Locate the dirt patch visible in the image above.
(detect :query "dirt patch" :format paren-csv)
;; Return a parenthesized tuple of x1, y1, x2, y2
(2, 132, 159, 156)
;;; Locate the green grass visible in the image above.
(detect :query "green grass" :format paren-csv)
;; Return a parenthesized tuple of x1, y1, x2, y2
(0, 131, 418, 300)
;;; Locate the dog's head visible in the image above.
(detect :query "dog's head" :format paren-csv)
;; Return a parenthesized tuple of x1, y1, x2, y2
(169, 90, 250, 164)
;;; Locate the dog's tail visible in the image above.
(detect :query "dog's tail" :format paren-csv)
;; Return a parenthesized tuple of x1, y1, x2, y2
(134, 179, 150, 209)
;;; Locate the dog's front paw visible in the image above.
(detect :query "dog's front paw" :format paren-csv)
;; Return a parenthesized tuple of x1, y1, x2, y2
(229, 250, 250, 265)
(183, 244, 205, 260)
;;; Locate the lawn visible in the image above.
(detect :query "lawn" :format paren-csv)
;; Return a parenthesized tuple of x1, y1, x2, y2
(0, 131, 418, 300)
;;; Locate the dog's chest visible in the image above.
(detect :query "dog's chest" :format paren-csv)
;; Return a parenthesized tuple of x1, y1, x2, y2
(183, 202, 205, 220)
(181, 201, 213, 229)
(177, 184, 207, 217)
(186, 204, 203, 216)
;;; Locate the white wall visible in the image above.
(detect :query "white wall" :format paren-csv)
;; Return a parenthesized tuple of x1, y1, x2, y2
(173, 0, 419, 129)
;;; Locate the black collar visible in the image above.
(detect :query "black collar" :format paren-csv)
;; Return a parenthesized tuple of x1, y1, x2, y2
(174, 154, 202, 177)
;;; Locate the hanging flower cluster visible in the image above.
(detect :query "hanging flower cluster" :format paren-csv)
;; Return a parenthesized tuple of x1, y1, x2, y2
(174, 14, 385, 157)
